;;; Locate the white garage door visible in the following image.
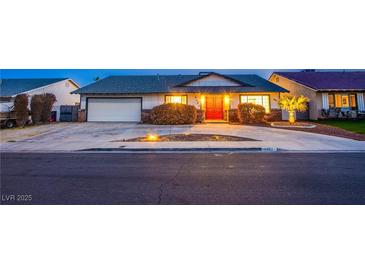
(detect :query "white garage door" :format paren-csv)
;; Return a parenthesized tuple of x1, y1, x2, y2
(87, 98, 141, 122)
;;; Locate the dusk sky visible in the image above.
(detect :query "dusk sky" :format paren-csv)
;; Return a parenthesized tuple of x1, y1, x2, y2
(0, 69, 302, 87)
(1, 69, 359, 87)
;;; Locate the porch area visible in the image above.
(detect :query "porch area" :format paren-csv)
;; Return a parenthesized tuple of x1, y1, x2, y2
(200, 93, 275, 122)
(319, 92, 365, 119)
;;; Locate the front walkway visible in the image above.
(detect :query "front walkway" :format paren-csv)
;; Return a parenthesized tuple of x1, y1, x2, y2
(1, 122, 365, 152)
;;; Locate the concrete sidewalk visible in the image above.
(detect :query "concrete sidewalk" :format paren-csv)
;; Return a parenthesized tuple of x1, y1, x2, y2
(1, 122, 365, 152)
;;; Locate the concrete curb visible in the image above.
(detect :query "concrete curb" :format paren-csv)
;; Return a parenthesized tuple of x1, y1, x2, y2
(2, 149, 365, 154)
(270, 122, 317, 129)
(78, 147, 279, 152)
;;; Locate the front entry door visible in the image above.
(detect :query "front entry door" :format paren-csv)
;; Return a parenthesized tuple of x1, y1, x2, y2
(206, 95, 223, 120)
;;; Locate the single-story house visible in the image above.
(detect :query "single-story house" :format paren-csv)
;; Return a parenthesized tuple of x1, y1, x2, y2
(0, 78, 80, 121)
(269, 71, 365, 120)
(72, 72, 288, 122)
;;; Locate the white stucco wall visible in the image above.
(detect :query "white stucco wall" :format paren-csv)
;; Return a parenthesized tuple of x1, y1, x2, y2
(187, 94, 201, 108)
(142, 94, 164, 109)
(316, 93, 324, 112)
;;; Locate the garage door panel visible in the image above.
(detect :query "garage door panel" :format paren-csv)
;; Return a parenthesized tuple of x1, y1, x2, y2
(87, 98, 141, 122)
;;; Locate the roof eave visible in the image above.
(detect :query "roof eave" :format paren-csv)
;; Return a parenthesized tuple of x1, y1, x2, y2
(317, 89, 365, 92)
(75, 89, 288, 95)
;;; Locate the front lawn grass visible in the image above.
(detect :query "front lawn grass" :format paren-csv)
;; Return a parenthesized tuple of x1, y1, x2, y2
(316, 120, 365, 134)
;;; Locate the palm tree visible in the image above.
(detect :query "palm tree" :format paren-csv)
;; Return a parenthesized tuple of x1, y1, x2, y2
(278, 95, 309, 124)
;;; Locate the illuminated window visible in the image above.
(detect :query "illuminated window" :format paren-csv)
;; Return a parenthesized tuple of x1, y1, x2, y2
(341, 95, 349, 108)
(332, 94, 357, 109)
(165, 95, 187, 104)
(328, 94, 335, 108)
(240, 95, 270, 113)
(335, 94, 342, 107)
(349, 94, 357, 109)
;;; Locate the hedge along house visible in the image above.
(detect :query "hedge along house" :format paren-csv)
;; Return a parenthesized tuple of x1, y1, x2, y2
(72, 72, 288, 122)
(0, 78, 80, 121)
(269, 71, 365, 120)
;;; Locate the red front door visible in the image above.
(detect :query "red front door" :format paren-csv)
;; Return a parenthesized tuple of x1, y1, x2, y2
(206, 95, 223, 120)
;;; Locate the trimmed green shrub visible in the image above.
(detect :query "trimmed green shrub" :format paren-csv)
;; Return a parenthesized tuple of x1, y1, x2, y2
(13, 94, 29, 127)
(141, 110, 152, 124)
(265, 109, 282, 122)
(150, 103, 197, 125)
(237, 103, 266, 124)
(196, 109, 205, 123)
(228, 109, 239, 123)
(40, 93, 57, 123)
(30, 95, 44, 124)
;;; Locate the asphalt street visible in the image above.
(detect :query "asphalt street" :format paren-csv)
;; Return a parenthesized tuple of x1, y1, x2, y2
(1, 152, 365, 204)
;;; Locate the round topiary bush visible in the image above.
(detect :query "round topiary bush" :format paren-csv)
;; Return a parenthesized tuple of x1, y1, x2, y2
(150, 103, 197, 125)
(237, 103, 266, 124)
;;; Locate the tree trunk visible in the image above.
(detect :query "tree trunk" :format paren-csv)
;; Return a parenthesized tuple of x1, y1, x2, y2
(288, 111, 295, 124)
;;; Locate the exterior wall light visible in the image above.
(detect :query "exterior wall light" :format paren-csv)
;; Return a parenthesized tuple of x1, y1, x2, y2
(200, 95, 206, 110)
(146, 133, 159, 141)
(224, 95, 230, 110)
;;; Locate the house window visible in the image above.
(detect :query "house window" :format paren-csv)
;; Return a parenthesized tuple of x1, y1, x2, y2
(165, 95, 187, 104)
(331, 94, 357, 109)
(341, 95, 349, 108)
(328, 94, 335, 108)
(335, 94, 342, 107)
(65, 82, 69, 87)
(349, 94, 357, 109)
(240, 95, 270, 113)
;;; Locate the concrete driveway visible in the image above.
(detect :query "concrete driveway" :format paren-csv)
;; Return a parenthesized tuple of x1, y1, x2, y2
(1, 122, 365, 151)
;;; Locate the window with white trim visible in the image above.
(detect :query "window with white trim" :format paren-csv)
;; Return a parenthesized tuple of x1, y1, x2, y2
(332, 93, 357, 109)
(165, 95, 187, 104)
(240, 95, 270, 113)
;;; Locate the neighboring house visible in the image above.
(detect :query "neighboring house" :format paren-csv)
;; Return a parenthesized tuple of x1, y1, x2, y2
(72, 72, 288, 122)
(269, 71, 365, 120)
(0, 78, 80, 121)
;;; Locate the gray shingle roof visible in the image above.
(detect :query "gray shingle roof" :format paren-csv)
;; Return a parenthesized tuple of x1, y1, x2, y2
(72, 73, 288, 94)
(0, 78, 68, 97)
(273, 71, 365, 90)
